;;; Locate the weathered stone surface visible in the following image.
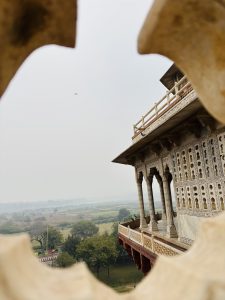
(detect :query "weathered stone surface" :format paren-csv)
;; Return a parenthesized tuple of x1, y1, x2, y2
(0, 234, 119, 300)
(0, 0, 77, 96)
(138, 0, 225, 124)
(132, 212, 225, 300)
(1, 212, 225, 299)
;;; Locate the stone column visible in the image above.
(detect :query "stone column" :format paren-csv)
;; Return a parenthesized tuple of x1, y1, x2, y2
(155, 174, 167, 221)
(162, 173, 177, 238)
(146, 175, 158, 231)
(136, 176, 147, 229)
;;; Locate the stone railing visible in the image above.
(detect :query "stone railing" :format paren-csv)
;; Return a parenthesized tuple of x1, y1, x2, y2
(118, 224, 183, 256)
(39, 254, 58, 263)
(129, 228, 142, 244)
(132, 76, 193, 139)
(118, 224, 129, 236)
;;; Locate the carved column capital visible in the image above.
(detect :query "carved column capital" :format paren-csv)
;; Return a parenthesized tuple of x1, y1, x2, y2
(147, 173, 154, 184)
(136, 171, 143, 184)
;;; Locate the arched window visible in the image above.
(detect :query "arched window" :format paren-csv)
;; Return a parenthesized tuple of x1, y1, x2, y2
(211, 198, 216, 210)
(220, 198, 224, 211)
(203, 198, 207, 209)
(182, 198, 185, 208)
(188, 198, 192, 209)
(195, 198, 199, 209)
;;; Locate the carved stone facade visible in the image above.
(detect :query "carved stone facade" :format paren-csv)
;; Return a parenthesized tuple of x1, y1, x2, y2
(114, 65, 225, 247)
(134, 126, 225, 244)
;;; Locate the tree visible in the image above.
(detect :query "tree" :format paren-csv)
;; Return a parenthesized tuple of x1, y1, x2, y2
(56, 252, 75, 268)
(47, 227, 63, 249)
(63, 235, 80, 258)
(118, 208, 130, 221)
(29, 223, 62, 251)
(29, 222, 46, 250)
(111, 222, 130, 264)
(70, 221, 99, 240)
(76, 234, 118, 276)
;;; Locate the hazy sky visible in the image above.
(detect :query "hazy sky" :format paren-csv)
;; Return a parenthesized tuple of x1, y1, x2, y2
(0, 0, 172, 204)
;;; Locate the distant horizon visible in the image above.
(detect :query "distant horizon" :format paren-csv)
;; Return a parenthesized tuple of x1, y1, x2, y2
(0, 194, 163, 215)
(0, 196, 138, 206)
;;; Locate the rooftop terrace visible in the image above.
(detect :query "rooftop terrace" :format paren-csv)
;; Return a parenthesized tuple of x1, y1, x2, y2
(132, 75, 195, 143)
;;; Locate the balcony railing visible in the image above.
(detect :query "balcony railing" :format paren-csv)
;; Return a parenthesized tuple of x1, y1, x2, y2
(133, 76, 193, 139)
(118, 224, 186, 256)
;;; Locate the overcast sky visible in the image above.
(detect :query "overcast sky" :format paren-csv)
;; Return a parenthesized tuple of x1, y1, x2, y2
(0, 0, 172, 204)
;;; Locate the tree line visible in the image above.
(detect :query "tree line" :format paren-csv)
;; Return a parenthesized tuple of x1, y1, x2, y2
(57, 220, 129, 276)
(28, 208, 132, 276)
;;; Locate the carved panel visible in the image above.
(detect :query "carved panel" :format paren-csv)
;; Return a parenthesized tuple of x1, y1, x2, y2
(188, 147, 196, 180)
(130, 230, 142, 244)
(186, 186, 192, 209)
(118, 225, 129, 236)
(181, 149, 189, 181)
(202, 140, 210, 178)
(172, 153, 178, 183)
(208, 183, 217, 211)
(153, 240, 178, 256)
(194, 144, 204, 179)
(209, 138, 220, 177)
(200, 184, 208, 210)
(143, 236, 152, 250)
(217, 133, 225, 176)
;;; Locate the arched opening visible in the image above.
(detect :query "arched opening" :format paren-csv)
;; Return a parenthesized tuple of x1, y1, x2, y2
(203, 198, 207, 210)
(220, 198, 224, 211)
(211, 198, 216, 210)
(152, 176, 163, 220)
(182, 198, 186, 208)
(147, 167, 167, 233)
(170, 177, 176, 213)
(165, 166, 176, 214)
(188, 198, 192, 209)
(195, 198, 199, 209)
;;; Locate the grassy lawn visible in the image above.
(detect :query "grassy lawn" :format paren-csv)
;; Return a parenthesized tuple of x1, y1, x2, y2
(90, 210, 118, 218)
(96, 264, 143, 292)
(60, 222, 114, 239)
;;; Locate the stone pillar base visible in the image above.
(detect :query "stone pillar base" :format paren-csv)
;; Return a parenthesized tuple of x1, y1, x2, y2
(166, 224, 178, 238)
(161, 213, 167, 230)
(148, 220, 158, 232)
(140, 218, 148, 229)
(162, 212, 167, 221)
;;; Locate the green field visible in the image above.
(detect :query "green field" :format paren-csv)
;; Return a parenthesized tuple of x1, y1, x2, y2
(60, 222, 114, 240)
(97, 222, 114, 235)
(96, 264, 143, 292)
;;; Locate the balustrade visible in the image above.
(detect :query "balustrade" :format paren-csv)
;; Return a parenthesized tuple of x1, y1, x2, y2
(118, 223, 182, 256)
(133, 76, 193, 138)
(129, 229, 142, 244)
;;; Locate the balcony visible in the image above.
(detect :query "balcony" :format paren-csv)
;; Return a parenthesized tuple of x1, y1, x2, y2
(132, 76, 197, 143)
(118, 219, 189, 273)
